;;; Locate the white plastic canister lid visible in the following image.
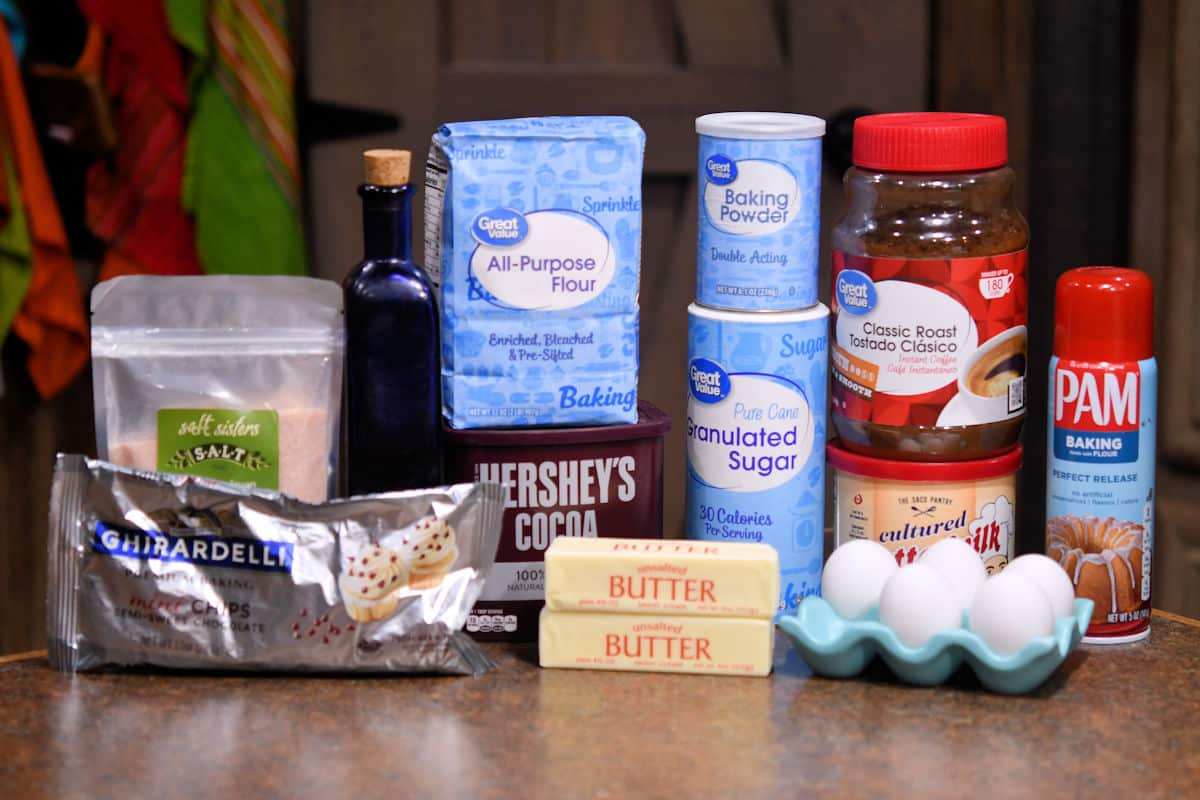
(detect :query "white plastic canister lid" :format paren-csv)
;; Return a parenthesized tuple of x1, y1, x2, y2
(696, 112, 826, 140)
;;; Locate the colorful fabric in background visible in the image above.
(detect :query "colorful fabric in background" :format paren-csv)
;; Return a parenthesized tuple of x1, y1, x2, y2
(81, 0, 203, 281)
(0, 1, 30, 349)
(0, 0, 309, 396)
(0, 151, 33, 349)
(167, 0, 305, 276)
(0, 16, 88, 398)
(0, 0, 26, 62)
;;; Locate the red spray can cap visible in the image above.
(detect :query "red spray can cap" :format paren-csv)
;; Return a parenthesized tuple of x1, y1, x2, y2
(1054, 267, 1154, 362)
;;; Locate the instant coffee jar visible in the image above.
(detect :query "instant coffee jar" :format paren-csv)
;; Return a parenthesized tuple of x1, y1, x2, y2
(830, 112, 1029, 460)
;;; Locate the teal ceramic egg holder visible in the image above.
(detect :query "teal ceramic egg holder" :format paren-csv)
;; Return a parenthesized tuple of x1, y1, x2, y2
(778, 596, 1094, 694)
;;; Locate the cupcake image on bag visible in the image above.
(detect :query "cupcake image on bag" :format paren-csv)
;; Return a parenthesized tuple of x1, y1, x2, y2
(402, 517, 459, 589)
(339, 545, 410, 622)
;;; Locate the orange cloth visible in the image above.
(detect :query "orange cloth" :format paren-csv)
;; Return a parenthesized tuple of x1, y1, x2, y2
(0, 16, 88, 398)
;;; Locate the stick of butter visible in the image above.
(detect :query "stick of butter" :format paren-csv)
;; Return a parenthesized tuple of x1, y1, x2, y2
(538, 608, 774, 676)
(543, 537, 779, 619)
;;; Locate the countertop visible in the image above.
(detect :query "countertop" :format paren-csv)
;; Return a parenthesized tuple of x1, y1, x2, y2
(2, 611, 1198, 799)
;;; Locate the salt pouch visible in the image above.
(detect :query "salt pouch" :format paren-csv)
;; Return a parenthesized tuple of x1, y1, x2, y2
(425, 116, 644, 428)
(91, 275, 344, 503)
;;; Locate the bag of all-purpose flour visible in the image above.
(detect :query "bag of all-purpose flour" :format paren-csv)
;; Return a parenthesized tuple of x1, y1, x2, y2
(426, 116, 644, 429)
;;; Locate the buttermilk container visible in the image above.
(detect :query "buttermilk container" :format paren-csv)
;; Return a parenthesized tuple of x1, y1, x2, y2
(1046, 267, 1156, 643)
(828, 440, 1021, 572)
(831, 112, 1029, 460)
(444, 401, 669, 640)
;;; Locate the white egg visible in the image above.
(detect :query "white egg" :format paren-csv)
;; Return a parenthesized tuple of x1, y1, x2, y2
(968, 572, 1055, 655)
(878, 563, 963, 648)
(1003, 554, 1076, 618)
(821, 539, 899, 619)
(918, 537, 987, 615)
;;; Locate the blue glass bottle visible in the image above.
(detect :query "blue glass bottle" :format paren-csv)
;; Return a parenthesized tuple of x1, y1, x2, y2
(344, 150, 441, 493)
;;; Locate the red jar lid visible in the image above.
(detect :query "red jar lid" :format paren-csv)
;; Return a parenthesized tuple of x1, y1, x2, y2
(852, 112, 1008, 172)
(1054, 267, 1154, 362)
(827, 440, 1022, 482)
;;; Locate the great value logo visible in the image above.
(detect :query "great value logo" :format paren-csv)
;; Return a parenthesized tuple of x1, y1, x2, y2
(834, 270, 877, 315)
(689, 358, 731, 403)
(471, 208, 529, 246)
(1053, 361, 1140, 463)
(704, 154, 738, 185)
(469, 208, 614, 310)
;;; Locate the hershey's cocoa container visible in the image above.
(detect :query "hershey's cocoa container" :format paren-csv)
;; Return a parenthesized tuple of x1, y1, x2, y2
(444, 401, 670, 640)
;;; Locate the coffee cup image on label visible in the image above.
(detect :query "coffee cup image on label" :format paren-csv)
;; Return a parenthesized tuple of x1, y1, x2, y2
(952, 325, 1027, 424)
(831, 254, 1027, 429)
(469, 208, 615, 311)
(687, 359, 815, 492)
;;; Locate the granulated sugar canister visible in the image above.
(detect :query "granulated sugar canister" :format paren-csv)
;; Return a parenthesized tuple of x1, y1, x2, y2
(695, 112, 825, 311)
(684, 303, 828, 619)
(444, 401, 669, 640)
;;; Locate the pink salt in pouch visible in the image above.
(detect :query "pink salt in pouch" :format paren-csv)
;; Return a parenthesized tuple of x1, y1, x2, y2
(91, 276, 345, 503)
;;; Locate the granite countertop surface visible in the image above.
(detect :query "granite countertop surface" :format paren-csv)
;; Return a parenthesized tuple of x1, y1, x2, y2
(1, 611, 1197, 799)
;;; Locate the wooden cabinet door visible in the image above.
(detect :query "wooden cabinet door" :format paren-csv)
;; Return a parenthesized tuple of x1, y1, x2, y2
(1132, 0, 1200, 618)
(304, 0, 931, 537)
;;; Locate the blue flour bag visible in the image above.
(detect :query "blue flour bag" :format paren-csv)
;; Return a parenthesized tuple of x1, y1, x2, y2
(425, 117, 644, 429)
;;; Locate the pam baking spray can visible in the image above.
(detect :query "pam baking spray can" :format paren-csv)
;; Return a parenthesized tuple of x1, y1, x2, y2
(1046, 267, 1155, 643)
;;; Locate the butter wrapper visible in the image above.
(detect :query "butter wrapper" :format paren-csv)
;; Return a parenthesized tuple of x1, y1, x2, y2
(544, 537, 779, 619)
(47, 455, 503, 674)
(539, 609, 774, 676)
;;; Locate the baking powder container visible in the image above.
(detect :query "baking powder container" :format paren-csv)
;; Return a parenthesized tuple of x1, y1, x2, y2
(444, 401, 669, 640)
(695, 112, 825, 311)
(685, 303, 828, 619)
(828, 440, 1021, 572)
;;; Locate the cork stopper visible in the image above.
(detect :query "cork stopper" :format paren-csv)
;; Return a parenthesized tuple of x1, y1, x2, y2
(363, 149, 411, 186)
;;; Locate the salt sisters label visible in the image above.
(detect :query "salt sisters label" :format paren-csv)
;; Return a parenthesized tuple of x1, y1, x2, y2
(831, 250, 1028, 429)
(685, 304, 828, 619)
(157, 409, 280, 490)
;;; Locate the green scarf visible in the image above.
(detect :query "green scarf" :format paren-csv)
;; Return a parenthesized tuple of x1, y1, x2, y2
(167, 0, 306, 276)
(0, 150, 32, 348)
